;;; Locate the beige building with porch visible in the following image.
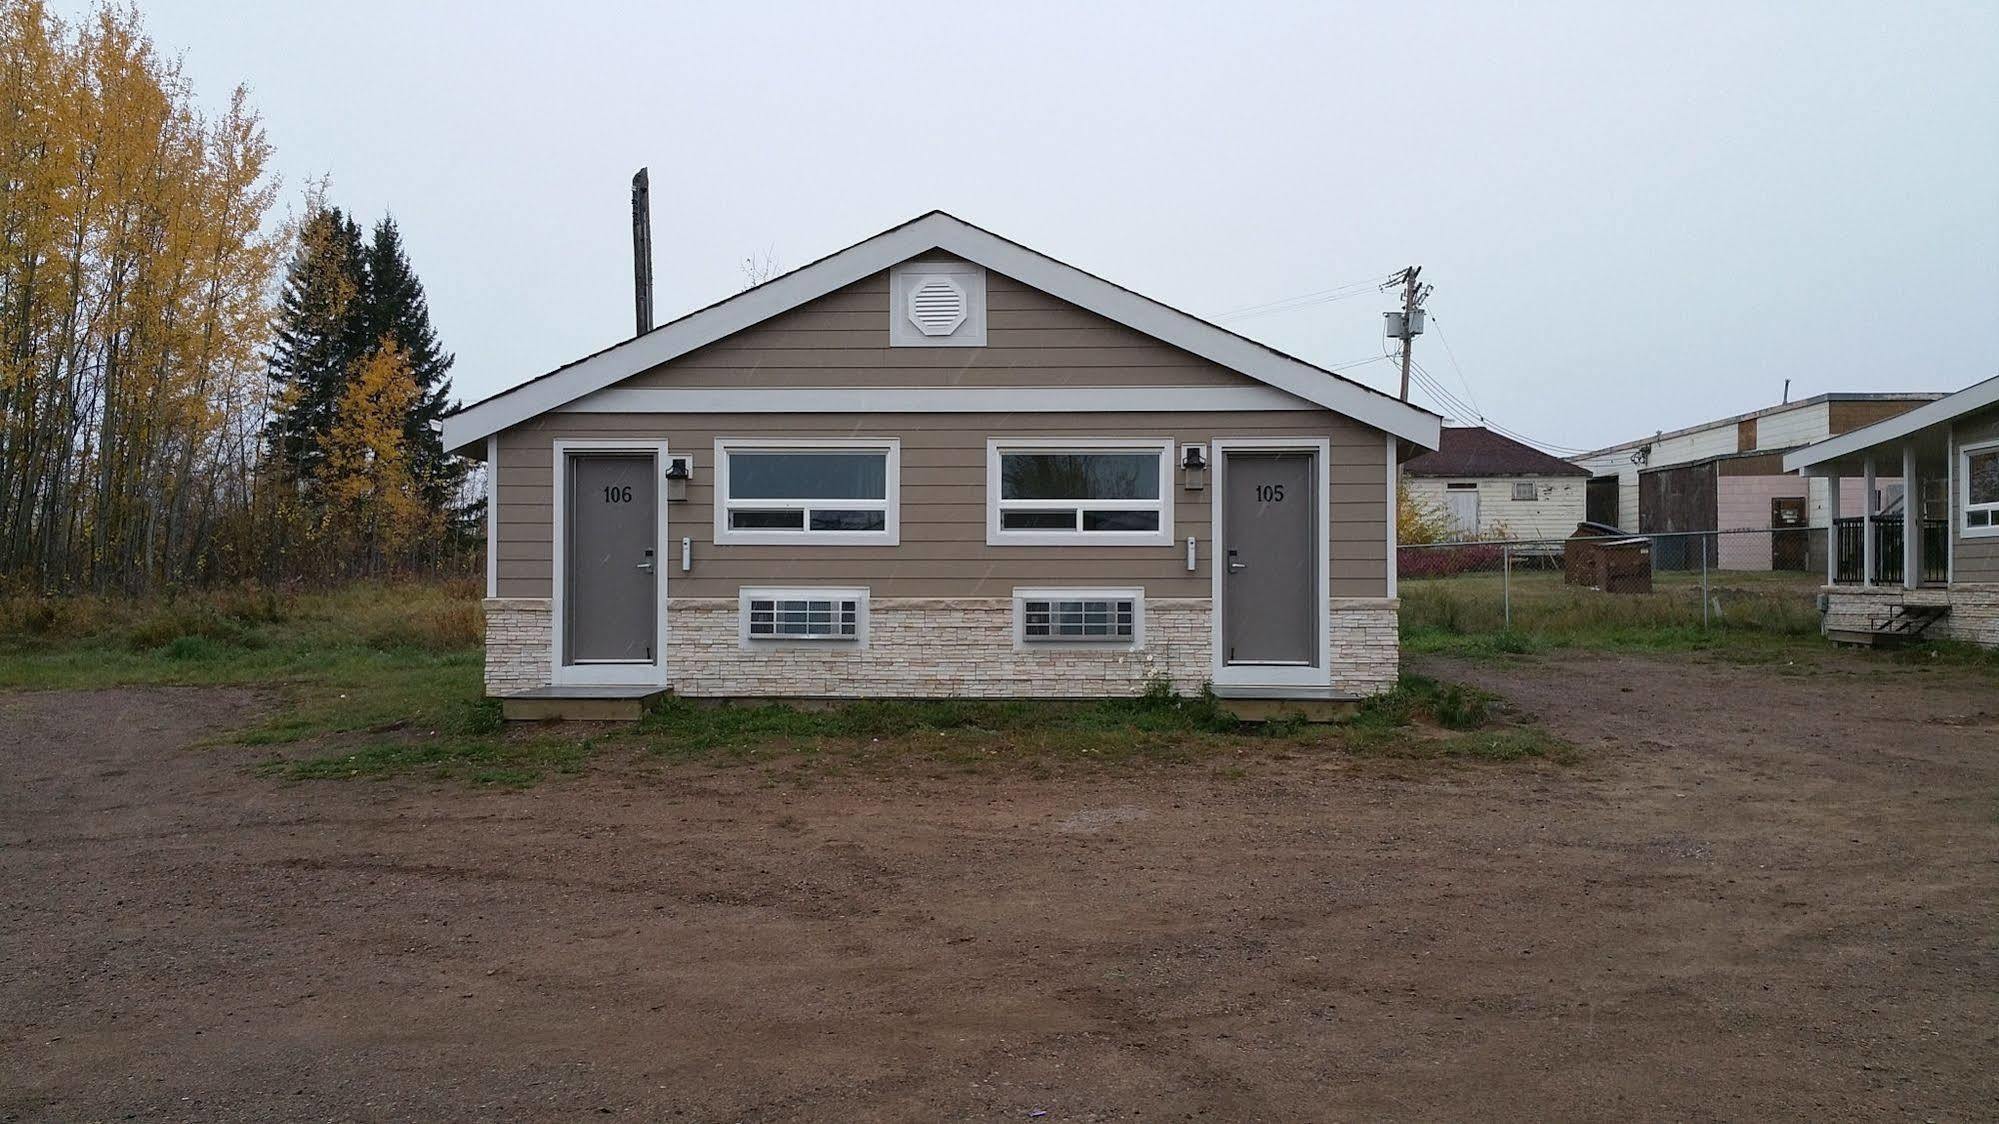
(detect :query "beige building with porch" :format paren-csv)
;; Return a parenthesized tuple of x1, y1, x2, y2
(1783, 374, 1999, 647)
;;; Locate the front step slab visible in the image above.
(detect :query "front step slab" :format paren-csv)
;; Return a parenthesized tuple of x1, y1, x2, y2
(501, 685, 664, 722)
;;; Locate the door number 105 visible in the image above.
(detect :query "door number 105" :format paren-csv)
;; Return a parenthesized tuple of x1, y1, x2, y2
(1255, 483, 1286, 502)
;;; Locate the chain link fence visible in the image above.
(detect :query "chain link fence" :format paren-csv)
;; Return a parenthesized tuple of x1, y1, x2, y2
(1398, 528, 1830, 642)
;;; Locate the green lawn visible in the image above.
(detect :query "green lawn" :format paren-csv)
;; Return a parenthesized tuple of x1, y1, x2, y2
(0, 582, 1575, 785)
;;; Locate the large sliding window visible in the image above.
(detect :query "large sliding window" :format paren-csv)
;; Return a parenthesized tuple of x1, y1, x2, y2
(1964, 439, 1999, 537)
(714, 439, 899, 545)
(986, 439, 1174, 545)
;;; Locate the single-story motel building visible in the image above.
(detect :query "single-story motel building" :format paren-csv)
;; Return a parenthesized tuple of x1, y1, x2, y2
(1786, 373, 1999, 647)
(441, 213, 1443, 713)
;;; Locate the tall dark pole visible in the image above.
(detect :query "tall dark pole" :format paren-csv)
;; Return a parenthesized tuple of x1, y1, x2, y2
(1394, 266, 1424, 403)
(631, 168, 653, 336)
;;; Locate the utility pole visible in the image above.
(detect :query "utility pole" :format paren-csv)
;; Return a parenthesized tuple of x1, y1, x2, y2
(631, 168, 654, 336)
(1384, 267, 1431, 402)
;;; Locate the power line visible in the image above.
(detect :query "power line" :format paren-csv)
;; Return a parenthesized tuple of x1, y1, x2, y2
(1425, 315, 1483, 420)
(1409, 359, 1592, 455)
(1216, 271, 1400, 322)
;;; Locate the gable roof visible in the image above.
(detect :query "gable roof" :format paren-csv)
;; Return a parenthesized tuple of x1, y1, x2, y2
(1783, 372, 1999, 473)
(1403, 426, 1589, 478)
(440, 211, 1441, 453)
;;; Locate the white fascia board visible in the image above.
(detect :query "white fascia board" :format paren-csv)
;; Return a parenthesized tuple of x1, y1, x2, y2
(922, 221, 1440, 448)
(1783, 373, 1999, 474)
(442, 212, 1442, 452)
(560, 384, 1313, 414)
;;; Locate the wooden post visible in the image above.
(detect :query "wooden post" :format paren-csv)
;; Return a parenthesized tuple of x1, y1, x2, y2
(1824, 472, 1841, 585)
(1903, 442, 1920, 589)
(1862, 457, 1877, 587)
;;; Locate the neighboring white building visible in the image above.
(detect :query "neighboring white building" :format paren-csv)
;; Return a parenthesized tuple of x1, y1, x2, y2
(1403, 426, 1588, 541)
(1571, 393, 1942, 532)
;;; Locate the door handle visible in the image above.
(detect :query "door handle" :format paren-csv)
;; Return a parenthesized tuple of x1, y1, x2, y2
(635, 560, 654, 572)
(1227, 549, 1247, 573)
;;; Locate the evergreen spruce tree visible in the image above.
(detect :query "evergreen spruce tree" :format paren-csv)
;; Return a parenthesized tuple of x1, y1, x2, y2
(265, 206, 366, 487)
(352, 216, 463, 516)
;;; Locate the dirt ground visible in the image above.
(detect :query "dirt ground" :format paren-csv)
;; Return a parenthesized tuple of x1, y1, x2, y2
(3, 652, 1995, 1122)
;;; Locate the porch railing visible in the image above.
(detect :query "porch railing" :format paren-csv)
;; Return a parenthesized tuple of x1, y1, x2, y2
(1832, 516, 1948, 585)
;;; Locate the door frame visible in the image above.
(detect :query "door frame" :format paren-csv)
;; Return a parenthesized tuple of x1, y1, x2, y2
(549, 438, 670, 688)
(1209, 436, 1331, 690)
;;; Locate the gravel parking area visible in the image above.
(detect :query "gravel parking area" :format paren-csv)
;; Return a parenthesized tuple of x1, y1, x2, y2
(3, 650, 1995, 1121)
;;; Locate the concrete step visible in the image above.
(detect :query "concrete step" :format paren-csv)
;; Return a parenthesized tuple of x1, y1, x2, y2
(501, 686, 664, 722)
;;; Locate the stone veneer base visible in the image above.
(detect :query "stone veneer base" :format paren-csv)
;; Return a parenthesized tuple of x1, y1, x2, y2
(1820, 584, 1999, 647)
(482, 596, 1402, 700)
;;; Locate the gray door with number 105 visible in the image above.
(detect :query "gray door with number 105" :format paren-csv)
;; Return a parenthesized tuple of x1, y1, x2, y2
(566, 453, 656, 664)
(1222, 452, 1316, 665)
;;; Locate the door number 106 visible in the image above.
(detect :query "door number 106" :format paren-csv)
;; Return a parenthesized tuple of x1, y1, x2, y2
(1255, 483, 1286, 502)
(602, 485, 633, 504)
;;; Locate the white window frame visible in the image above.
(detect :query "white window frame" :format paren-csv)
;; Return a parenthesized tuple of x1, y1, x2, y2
(1511, 481, 1537, 502)
(1011, 587, 1145, 650)
(985, 438, 1175, 547)
(737, 587, 870, 648)
(1961, 437, 1999, 539)
(713, 438, 900, 546)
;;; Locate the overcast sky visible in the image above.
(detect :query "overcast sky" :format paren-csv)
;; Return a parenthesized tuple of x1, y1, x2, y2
(71, 1, 1999, 453)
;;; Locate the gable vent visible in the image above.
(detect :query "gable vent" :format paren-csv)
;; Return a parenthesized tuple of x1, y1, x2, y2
(907, 276, 968, 336)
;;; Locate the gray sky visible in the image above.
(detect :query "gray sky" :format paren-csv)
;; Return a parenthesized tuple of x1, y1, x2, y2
(78, 0, 1999, 452)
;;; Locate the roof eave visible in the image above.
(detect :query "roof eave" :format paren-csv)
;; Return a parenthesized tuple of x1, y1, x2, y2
(1783, 373, 1999, 473)
(442, 211, 1441, 452)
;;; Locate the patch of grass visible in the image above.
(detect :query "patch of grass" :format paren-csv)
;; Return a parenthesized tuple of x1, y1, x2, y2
(5, 582, 1581, 784)
(1399, 569, 1826, 658)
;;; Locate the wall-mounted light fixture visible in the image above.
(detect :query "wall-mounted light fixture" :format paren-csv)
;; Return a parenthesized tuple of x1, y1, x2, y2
(1181, 444, 1208, 491)
(664, 454, 692, 502)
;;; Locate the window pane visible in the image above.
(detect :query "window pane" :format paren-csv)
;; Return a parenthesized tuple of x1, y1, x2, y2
(731, 509, 804, 529)
(1970, 450, 1999, 507)
(1970, 509, 1991, 528)
(731, 452, 886, 500)
(808, 509, 886, 532)
(1081, 510, 1160, 532)
(1001, 453, 1159, 500)
(1001, 509, 1077, 530)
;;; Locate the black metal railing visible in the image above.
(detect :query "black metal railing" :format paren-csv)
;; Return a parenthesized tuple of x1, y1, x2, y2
(1833, 516, 1948, 584)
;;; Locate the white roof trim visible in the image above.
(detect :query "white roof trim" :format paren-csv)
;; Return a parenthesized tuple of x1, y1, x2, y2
(561, 384, 1314, 414)
(1783, 372, 1999, 473)
(442, 211, 1441, 453)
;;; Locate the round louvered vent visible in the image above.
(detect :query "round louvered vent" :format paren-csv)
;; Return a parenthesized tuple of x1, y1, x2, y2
(907, 276, 968, 336)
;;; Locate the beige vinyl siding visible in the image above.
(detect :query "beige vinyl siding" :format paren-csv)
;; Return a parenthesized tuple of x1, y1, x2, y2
(1955, 408, 1999, 583)
(624, 267, 1254, 389)
(495, 410, 1387, 600)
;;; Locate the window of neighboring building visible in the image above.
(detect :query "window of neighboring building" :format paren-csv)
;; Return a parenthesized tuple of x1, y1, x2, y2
(714, 439, 899, 545)
(1012, 588, 1144, 648)
(739, 588, 868, 644)
(1964, 440, 1999, 536)
(986, 440, 1173, 545)
(1511, 481, 1537, 501)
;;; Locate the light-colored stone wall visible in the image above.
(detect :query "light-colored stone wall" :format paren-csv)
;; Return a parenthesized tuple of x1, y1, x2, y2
(1821, 585, 1999, 647)
(1328, 598, 1401, 696)
(483, 598, 551, 696)
(664, 597, 1212, 699)
(482, 595, 1406, 699)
